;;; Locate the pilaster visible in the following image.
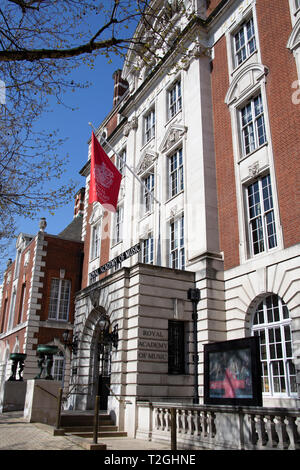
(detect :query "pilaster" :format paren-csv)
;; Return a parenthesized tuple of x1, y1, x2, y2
(23, 230, 48, 379)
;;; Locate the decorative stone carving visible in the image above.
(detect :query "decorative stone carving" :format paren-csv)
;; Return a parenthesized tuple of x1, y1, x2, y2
(181, 43, 212, 70)
(123, 116, 139, 136)
(136, 151, 158, 175)
(159, 124, 187, 153)
(248, 161, 260, 177)
(123, 123, 131, 136)
(131, 116, 138, 130)
(170, 205, 178, 218)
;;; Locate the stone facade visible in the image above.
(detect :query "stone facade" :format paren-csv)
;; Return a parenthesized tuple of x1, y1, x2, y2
(70, 0, 300, 437)
(0, 0, 299, 447)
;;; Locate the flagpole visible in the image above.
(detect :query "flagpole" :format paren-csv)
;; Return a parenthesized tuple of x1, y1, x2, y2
(88, 122, 162, 265)
(88, 122, 161, 206)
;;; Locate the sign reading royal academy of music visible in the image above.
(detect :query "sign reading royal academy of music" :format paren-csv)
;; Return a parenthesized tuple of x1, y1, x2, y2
(137, 327, 168, 362)
(89, 242, 141, 281)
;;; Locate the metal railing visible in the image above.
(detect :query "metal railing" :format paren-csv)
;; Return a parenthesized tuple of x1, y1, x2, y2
(55, 382, 95, 430)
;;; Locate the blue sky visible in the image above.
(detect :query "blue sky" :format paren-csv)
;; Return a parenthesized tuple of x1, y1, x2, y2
(10, 53, 124, 256)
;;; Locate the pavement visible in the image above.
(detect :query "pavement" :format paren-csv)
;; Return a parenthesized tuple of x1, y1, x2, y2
(0, 411, 171, 451)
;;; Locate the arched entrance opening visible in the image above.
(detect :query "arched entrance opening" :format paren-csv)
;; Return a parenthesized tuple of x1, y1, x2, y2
(97, 330, 112, 410)
(87, 307, 118, 411)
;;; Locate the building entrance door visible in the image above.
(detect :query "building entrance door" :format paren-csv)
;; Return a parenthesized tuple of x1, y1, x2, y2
(97, 342, 111, 410)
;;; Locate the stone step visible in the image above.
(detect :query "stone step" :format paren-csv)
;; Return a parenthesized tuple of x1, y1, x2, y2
(57, 425, 119, 433)
(68, 430, 128, 438)
(60, 412, 112, 427)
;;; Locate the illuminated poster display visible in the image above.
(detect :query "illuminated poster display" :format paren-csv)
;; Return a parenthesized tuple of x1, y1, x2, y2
(204, 337, 262, 406)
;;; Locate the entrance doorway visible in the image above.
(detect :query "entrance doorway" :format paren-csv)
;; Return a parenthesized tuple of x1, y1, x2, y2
(97, 341, 111, 410)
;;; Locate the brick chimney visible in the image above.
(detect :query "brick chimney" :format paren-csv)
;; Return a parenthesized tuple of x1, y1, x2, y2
(74, 187, 85, 218)
(112, 69, 129, 107)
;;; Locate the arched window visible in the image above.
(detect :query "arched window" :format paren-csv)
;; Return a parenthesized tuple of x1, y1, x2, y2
(252, 294, 297, 397)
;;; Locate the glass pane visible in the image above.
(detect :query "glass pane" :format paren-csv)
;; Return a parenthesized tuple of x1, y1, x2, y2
(246, 18, 255, 40)
(284, 324, 291, 342)
(250, 217, 265, 254)
(280, 377, 286, 393)
(248, 37, 256, 54)
(254, 95, 263, 116)
(282, 304, 289, 319)
(276, 343, 282, 358)
(49, 279, 60, 319)
(59, 280, 71, 320)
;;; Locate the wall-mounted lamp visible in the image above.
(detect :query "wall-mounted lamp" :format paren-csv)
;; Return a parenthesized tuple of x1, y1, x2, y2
(99, 313, 118, 349)
(62, 329, 78, 355)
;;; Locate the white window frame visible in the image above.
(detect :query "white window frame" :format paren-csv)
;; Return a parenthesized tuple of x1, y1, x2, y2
(91, 221, 101, 260)
(252, 295, 297, 398)
(7, 289, 16, 331)
(168, 80, 182, 120)
(142, 171, 155, 215)
(52, 351, 65, 384)
(141, 235, 154, 264)
(117, 147, 127, 177)
(239, 93, 267, 157)
(233, 16, 257, 69)
(245, 173, 278, 258)
(18, 282, 26, 324)
(144, 108, 155, 144)
(48, 278, 71, 321)
(14, 250, 21, 280)
(168, 147, 184, 198)
(169, 214, 185, 270)
(113, 206, 123, 245)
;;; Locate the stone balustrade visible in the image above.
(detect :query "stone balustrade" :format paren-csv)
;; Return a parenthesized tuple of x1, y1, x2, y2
(136, 402, 300, 450)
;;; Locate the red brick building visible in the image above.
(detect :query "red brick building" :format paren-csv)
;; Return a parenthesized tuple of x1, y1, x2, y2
(0, 189, 84, 393)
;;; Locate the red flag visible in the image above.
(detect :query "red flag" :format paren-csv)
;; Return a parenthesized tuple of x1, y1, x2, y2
(89, 132, 122, 212)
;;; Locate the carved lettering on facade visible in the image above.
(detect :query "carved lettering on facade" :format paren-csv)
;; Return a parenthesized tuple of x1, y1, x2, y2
(138, 328, 168, 362)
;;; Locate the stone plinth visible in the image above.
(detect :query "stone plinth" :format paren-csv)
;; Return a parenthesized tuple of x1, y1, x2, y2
(0, 380, 27, 412)
(23, 379, 61, 425)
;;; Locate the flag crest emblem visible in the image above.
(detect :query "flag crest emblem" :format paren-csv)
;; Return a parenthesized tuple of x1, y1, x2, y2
(89, 132, 121, 212)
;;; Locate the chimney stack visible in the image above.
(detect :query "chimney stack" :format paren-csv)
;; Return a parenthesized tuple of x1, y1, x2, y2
(112, 69, 129, 107)
(74, 187, 85, 218)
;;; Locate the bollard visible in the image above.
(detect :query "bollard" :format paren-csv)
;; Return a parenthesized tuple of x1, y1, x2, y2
(171, 408, 177, 450)
(93, 395, 100, 444)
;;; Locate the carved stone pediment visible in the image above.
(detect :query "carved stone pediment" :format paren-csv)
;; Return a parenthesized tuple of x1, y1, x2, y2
(225, 63, 268, 106)
(159, 124, 187, 153)
(89, 204, 103, 225)
(136, 150, 158, 175)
